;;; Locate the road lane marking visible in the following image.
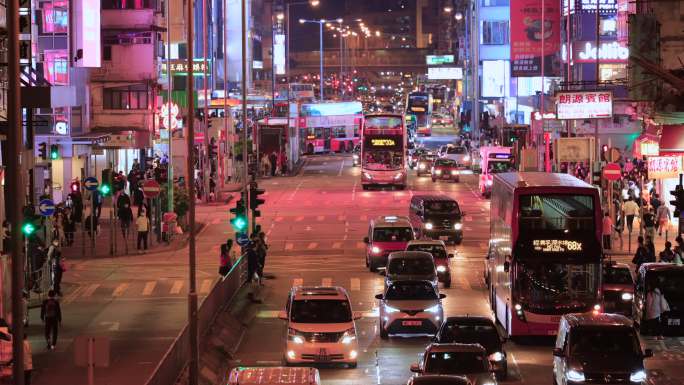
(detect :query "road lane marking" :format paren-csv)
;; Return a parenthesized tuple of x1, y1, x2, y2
(112, 283, 130, 297)
(352, 181, 357, 201)
(142, 281, 157, 296)
(351, 278, 361, 291)
(256, 310, 279, 319)
(285, 242, 294, 250)
(307, 242, 318, 249)
(332, 242, 342, 249)
(275, 216, 284, 222)
(316, 215, 325, 221)
(322, 278, 332, 286)
(464, 216, 473, 222)
(295, 216, 304, 222)
(82, 284, 100, 298)
(293, 278, 304, 286)
(480, 242, 489, 250)
(287, 180, 304, 201)
(356, 242, 366, 249)
(338, 158, 345, 176)
(458, 276, 471, 290)
(170, 280, 184, 294)
(200, 279, 213, 294)
(338, 215, 346, 221)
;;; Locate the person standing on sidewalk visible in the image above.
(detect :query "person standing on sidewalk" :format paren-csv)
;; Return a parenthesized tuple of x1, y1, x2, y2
(602, 212, 613, 250)
(659, 241, 675, 263)
(62, 207, 76, 246)
(51, 249, 65, 297)
(645, 235, 656, 263)
(40, 290, 61, 350)
(643, 207, 656, 241)
(644, 282, 669, 340)
(623, 197, 640, 234)
(632, 236, 649, 272)
(23, 333, 32, 385)
(136, 211, 150, 252)
(656, 201, 671, 237)
(117, 192, 134, 239)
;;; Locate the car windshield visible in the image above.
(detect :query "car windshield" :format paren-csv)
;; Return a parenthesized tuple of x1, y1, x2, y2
(570, 327, 641, 357)
(388, 257, 435, 276)
(424, 201, 460, 215)
(373, 227, 414, 242)
(518, 194, 596, 235)
(407, 245, 447, 259)
(363, 150, 403, 170)
(385, 282, 438, 300)
(290, 299, 352, 323)
(516, 262, 600, 314)
(603, 267, 633, 285)
(447, 146, 467, 155)
(424, 352, 488, 375)
(487, 161, 512, 174)
(439, 323, 501, 352)
(435, 159, 457, 167)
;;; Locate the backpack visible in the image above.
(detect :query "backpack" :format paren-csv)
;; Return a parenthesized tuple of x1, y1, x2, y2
(44, 299, 58, 318)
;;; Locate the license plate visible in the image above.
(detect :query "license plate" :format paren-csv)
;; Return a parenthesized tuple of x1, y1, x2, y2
(668, 318, 681, 326)
(439, 236, 450, 241)
(317, 348, 330, 361)
(402, 320, 422, 326)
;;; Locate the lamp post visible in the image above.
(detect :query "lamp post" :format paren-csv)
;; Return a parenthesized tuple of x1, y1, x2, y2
(299, 18, 327, 100)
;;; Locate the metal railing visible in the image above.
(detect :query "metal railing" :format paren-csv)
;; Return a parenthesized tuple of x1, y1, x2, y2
(144, 254, 247, 385)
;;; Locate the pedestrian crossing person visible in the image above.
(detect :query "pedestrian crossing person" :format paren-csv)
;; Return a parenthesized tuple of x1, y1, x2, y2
(40, 290, 61, 350)
(136, 211, 150, 252)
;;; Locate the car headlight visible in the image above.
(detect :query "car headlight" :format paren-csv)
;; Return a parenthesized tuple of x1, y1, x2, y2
(419, 163, 426, 169)
(341, 328, 356, 344)
(288, 328, 305, 344)
(454, 223, 462, 230)
(489, 352, 504, 362)
(621, 292, 633, 301)
(435, 169, 442, 175)
(451, 170, 458, 175)
(353, 154, 359, 159)
(463, 155, 470, 162)
(363, 172, 372, 180)
(486, 179, 493, 186)
(566, 369, 585, 382)
(425, 304, 441, 313)
(425, 222, 433, 230)
(385, 305, 400, 313)
(436, 265, 447, 273)
(394, 172, 403, 180)
(371, 246, 381, 254)
(630, 370, 647, 382)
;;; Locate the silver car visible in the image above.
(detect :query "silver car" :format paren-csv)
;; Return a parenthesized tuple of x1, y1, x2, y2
(383, 251, 437, 288)
(376, 280, 445, 339)
(442, 146, 471, 169)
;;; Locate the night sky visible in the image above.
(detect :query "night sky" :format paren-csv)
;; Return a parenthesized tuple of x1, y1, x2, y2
(290, 1, 347, 51)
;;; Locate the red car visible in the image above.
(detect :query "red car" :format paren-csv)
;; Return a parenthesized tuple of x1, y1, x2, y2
(431, 158, 462, 182)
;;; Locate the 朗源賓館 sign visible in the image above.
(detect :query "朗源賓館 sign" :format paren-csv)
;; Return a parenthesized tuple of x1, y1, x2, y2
(556, 91, 613, 119)
(648, 156, 682, 179)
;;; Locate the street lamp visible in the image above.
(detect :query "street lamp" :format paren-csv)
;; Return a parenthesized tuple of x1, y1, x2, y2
(444, 6, 453, 13)
(299, 18, 327, 100)
(454, 12, 463, 21)
(285, 0, 320, 87)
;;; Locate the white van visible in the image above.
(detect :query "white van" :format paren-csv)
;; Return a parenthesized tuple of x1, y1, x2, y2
(227, 366, 321, 385)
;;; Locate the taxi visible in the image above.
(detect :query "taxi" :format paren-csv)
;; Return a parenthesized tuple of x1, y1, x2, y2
(364, 216, 416, 272)
(431, 158, 462, 183)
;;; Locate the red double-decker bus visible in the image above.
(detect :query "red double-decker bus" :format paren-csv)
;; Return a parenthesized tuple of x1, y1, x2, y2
(486, 172, 603, 337)
(360, 113, 407, 190)
(298, 101, 363, 154)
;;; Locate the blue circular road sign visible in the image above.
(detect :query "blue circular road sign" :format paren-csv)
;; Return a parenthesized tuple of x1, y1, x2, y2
(84, 176, 99, 191)
(38, 199, 56, 216)
(236, 232, 250, 247)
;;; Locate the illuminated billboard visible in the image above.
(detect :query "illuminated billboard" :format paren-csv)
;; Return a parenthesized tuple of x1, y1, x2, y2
(556, 91, 613, 120)
(274, 34, 286, 75)
(73, 0, 101, 67)
(482, 60, 508, 98)
(426, 55, 454, 65)
(511, 0, 561, 77)
(427, 67, 463, 80)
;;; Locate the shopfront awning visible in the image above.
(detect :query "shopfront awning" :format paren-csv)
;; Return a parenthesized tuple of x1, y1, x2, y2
(659, 125, 684, 155)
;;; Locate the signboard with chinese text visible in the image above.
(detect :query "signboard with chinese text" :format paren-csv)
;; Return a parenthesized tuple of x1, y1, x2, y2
(511, 0, 561, 77)
(533, 239, 583, 252)
(556, 91, 613, 119)
(427, 67, 463, 80)
(648, 156, 682, 179)
(426, 55, 455, 65)
(161, 59, 211, 76)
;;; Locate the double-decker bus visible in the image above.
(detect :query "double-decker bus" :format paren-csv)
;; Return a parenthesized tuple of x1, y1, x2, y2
(298, 101, 363, 154)
(360, 113, 407, 190)
(289, 83, 315, 101)
(486, 172, 603, 337)
(406, 91, 433, 136)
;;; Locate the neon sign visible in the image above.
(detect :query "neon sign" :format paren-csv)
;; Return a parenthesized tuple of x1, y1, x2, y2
(371, 139, 397, 147)
(577, 41, 628, 62)
(160, 102, 180, 130)
(533, 240, 583, 252)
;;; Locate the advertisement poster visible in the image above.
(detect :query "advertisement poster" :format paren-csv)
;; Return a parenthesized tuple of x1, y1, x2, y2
(510, 0, 561, 77)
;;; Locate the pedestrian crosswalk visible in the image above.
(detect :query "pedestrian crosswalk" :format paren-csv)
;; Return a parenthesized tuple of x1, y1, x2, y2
(267, 239, 489, 254)
(63, 277, 218, 303)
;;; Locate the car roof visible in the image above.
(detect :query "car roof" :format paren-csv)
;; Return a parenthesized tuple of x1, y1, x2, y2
(408, 375, 470, 385)
(495, 172, 596, 189)
(639, 262, 684, 274)
(388, 251, 434, 260)
(291, 286, 349, 301)
(562, 313, 633, 328)
(604, 261, 631, 270)
(407, 240, 447, 247)
(411, 194, 459, 203)
(372, 216, 412, 227)
(426, 343, 487, 354)
(443, 316, 496, 326)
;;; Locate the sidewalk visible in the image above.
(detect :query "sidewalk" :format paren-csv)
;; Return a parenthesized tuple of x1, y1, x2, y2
(606, 221, 680, 257)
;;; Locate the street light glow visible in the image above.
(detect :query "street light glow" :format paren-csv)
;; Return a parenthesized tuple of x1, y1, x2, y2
(309, 0, 320, 6)
(336, 18, 343, 23)
(454, 12, 463, 21)
(276, 13, 284, 21)
(299, 18, 305, 24)
(444, 6, 453, 13)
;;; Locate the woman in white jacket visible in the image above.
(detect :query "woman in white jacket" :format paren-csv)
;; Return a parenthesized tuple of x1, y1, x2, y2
(645, 282, 670, 340)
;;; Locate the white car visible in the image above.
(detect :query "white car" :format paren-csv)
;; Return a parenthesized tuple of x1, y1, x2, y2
(376, 280, 445, 339)
(442, 146, 472, 168)
(279, 286, 361, 368)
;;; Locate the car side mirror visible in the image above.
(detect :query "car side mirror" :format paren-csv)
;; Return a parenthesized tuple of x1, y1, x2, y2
(643, 349, 653, 358)
(363, 237, 370, 244)
(375, 294, 384, 300)
(448, 254, 454, 258)
(552, 348, 565, 357)
(439, 293, 447, 299)
(410, 363, 421, 373)
(277, 310, 288, 320)
(503, 261, 510, 273)
(353, 311, 363, 320)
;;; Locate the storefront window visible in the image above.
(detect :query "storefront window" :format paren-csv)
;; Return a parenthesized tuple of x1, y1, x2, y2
(481, 21, 509, 45)
(599, 63, 627, 82)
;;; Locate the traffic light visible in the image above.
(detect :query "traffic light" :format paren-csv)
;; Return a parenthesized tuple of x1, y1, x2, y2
(601, 144, 609, 162)
(21, 221, 36, 236)
(38, 142, 47, 160)
(100, 168, 112, 196)
(249, 183, 265, 218)
(230, 196, 248, 232)
(70, 180, 80, 193)
(670, 184, 684, 217)
(50, 144, 60, 160)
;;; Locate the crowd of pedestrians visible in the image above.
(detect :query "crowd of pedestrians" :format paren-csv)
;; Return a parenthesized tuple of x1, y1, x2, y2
(260, 151, 288, 177)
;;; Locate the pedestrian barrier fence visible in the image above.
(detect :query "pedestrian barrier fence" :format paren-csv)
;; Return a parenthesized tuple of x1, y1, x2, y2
(144, 254, 247, 385)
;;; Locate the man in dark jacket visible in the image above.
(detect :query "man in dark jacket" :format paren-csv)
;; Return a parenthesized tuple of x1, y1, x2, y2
(632, 236, 649, 272)
(117, 192, 134, 238)
(41, 290, 62, 350)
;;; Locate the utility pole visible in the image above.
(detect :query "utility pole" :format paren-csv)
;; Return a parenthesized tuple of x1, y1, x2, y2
(186, 0, 199, 381)
(167, 0, 174, 213)
(223, 0, 229, 189)
(242, 0, 250, 228)
(203, 0, 210, 203)
(8, 0, 26, 380)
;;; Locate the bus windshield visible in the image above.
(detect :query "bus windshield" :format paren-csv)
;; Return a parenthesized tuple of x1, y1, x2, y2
(516, 261, 600, 314)
(518, 194, 595, 235)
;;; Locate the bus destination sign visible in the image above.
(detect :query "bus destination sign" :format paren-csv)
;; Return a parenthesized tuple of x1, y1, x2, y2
(371, 139, 397, 147)
(533, 239, 583, 253)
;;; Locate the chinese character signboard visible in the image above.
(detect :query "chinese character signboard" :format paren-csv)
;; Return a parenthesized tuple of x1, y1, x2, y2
(510, 0, 561, 77)
(648, 156, 682, 180)
(556, 91, 613, 119)
(161, 59, 211, 76)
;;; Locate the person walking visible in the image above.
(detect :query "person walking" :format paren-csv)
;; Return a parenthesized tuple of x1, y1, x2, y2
(645, 235, 656, 263)
(40, 290, 61, 350)
(23, 333, 33, 385)
(261, 153, 271, 177)
(117, 192, 134, 239)
(602, 211, 613, 250)
(225, 239, 238, 267)
(53, 211, 66, 246)
(643, 207, 656, 241)
(246, 237, 260, 301)
(256, 231, 268, 280)
(659, 241, 675, 263)
(136, 211, 150, 252)
(219, 244, 231, 277)
(632, 236, 649, 272)
(623, 197, 640, 233)
(656, 201, 671, 237)
(84, 209, 98, 238)
(644, 282, 669, 339)
(62, 207, 76, 246)
(51, 250, 65, 297)
(269, 151, 277, 177)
